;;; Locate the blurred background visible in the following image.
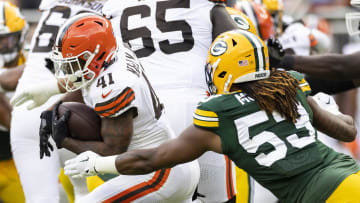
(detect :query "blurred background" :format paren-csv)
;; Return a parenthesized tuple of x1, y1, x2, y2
(7, 0, 360, 160)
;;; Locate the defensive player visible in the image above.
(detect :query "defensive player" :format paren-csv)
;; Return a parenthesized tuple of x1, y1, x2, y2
(64, 30, 360, 203)
(0, 1, 27, 202)
(9, 0, 107, 202)
(10, 1, 248, 202)
(45, 13, 199, 203)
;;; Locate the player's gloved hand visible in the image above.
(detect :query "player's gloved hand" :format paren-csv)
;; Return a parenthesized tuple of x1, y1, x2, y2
(39, 110, 54, 159)
(52, 101, 71, 149)
(64, 151, 100, 178)
(10, 80, 61, 110)
(267, 37, 285, 68)
(312, 92, 342, 115)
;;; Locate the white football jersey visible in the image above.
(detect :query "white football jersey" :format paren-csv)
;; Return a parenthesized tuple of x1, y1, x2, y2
(102, 0, 216, 91)
(82, 46, 173, 150)
(17, 0, 105, 91)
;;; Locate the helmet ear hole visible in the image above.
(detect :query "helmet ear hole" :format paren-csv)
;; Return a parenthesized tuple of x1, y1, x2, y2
(218, 71, 227, 78)
(94, 21, 103, 26)
(232, 39, 237, 46)
(76, 23, 84, 27)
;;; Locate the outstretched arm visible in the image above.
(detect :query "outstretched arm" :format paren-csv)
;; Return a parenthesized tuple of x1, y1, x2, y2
(64, 125, 222, 177)
(307, 96, 357, 142)
(113, 125, 222, 174)
(281, 51, 360, 80)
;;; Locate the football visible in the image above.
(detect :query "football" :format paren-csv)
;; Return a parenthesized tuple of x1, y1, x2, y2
(57, 102, 102, 141)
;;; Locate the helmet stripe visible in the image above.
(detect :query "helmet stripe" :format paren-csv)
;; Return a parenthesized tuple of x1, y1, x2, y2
(237, 30, 265, 72)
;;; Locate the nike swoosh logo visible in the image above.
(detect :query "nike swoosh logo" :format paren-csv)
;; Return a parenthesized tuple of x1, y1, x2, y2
(326, 97, 331, 105)
(102, 90, 112, 99)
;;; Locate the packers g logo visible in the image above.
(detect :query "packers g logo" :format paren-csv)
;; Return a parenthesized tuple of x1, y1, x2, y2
(210, 40, 227, 56)
(231, 15, 250, 31)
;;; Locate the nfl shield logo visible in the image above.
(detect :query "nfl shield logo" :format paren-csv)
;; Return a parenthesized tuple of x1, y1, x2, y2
(238, 60, 248, 66)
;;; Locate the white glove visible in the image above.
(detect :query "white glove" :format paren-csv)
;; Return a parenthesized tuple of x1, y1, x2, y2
(64, 151, 100, 179)
(64, 151, 119, 178)
(10, 80, 60, 110)
(312, 92, 342, 115)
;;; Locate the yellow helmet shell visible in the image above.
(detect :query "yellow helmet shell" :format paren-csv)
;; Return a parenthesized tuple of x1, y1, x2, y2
(206, 30, 270, 95)
(226, 7, 258, 36)
(0, 1, 26, 33)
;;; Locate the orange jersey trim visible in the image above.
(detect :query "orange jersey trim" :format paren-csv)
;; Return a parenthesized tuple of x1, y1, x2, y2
(95, 87, 135, 117)
(225, 155, 235, 199)
(102, 168, 171, 203)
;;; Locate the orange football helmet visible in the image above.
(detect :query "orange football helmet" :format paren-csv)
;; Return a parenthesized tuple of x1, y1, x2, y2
(51, 13, 117, 92)
(234, 1, 274, 40)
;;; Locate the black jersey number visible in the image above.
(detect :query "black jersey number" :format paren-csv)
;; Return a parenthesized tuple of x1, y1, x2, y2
(120, 0, 194, 58)
(32, 6, 90, 53)
(32, 6, 71, 53)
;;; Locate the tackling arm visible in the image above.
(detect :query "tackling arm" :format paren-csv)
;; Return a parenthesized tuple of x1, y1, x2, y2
(113, 125, 222, 174)
(307, 96, 357, 142)
(64, 125, 223, 177)
(281, 51, 360, 80)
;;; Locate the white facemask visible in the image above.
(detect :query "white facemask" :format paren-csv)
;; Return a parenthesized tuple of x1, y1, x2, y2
(346, 0, 360, 36)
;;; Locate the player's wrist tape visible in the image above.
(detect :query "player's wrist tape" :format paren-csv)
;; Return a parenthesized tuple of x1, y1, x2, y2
(94, 155, 119, 175)
(279, 55, 295, 70)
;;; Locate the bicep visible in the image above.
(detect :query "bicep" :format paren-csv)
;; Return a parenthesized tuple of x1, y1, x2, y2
(150, 125, 222, 168)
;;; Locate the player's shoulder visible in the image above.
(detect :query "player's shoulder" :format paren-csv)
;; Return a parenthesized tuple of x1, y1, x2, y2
(103, 0, 218, 17)
(88, 49, 142, 118)
(90, 67, 136, 118)
(194, 92, 252, 129)
(40, 0, 105, 12)
(196, 93, 250, 116)
(287, 70, 311, 96)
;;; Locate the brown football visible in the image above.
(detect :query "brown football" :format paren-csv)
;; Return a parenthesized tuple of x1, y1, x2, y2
(57, 102, 102, 141)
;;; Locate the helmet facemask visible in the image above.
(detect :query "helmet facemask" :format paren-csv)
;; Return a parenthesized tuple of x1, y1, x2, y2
(52, 44, 100, 92)
(346, 0, 360, 36)
(205, 62, 218, 95)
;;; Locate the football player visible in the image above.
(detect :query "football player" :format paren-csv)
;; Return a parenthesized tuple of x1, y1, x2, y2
(44, 13, 200, 203)
(8, 0, 108, 202)
(102, 1, 243, 203)
(0, 1, 27, 202)
(64, 29, 360, 203)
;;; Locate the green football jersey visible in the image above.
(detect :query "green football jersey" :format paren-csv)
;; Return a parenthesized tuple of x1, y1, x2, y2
(193, 71, 360, 202)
